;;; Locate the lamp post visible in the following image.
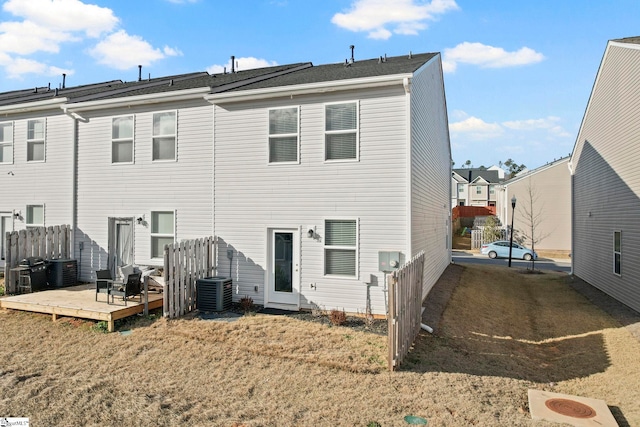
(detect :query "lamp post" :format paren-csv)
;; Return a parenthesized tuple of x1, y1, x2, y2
(508, 196, 517, 267)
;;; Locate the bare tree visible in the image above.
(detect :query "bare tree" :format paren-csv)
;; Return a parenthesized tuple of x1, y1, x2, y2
(516, 179, 551, 270)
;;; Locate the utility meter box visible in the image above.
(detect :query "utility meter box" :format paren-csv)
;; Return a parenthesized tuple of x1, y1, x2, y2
(378, 251, 404, 272)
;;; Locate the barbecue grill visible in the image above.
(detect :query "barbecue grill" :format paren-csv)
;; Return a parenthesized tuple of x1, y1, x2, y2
(18, 257, 49, 291)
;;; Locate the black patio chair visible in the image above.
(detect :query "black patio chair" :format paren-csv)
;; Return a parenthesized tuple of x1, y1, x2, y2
(95, 269, 113, 302)
(108, 272, 142, 306)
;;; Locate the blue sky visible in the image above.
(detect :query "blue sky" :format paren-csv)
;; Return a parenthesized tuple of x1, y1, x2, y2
(1, 0, 639, 170)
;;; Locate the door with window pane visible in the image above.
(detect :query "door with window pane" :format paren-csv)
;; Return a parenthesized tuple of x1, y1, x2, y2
(267, 229, 299, 307)
(108, 217, 134, 279)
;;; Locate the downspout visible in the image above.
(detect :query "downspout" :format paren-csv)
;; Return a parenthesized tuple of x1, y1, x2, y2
(568, 160, 574, 276)
(62, 108, 85, 272)
(404, 76, 412, 257)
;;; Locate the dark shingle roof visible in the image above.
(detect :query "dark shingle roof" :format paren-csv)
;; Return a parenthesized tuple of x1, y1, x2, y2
(0, 51, 439, 107)
(217, 52, 438, 93)
(453, 168, 501, 183)
(612, 36, 640, 45)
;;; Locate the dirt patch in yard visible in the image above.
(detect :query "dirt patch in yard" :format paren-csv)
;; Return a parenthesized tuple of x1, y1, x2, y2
(1, 265, 639, 426)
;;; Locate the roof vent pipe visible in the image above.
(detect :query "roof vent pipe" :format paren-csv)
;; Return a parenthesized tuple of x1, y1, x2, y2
(231, 55, 235, 73)
(54, 88, 59, 97)
(409, 51, 412, 59)
(349, 45, 355, 63)
(48, 83, 51, 91)
(138, 65, 142, 82)
(62, 73, 66, 89)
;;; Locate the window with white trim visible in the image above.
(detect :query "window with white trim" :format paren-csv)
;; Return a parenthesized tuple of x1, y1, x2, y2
(489, 185, 495, 195)
(268, 107, 299, 163)
(457, 183, 464, 193)
(0, 121, 13, 164)
(324, 219, 357, 277)
(26, 205, 44, 229)
(475, 185, 482, 195)
(27, 119, 45, 162)
(151, 211, 174, 258)
(112, 116, 134, 163)
(325, 102, 358, 161)
(614, 231, 621, 275)
(152, 112, 176, 161)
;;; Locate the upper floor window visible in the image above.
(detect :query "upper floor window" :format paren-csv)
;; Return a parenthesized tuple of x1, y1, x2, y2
(489, 185, 495, 195)
(0, 122, 13, 164)
(152, 111, 176, 161)
(457, 183, 464, 193)
(475, 185, 482, 195)
(26, 205, 44, 228)
(151, 211, 175, 258)
(27, 119, 45, 162)
(614, 231, 621, 276)
(112, 116, 134, 163)
(325, 102, 358, 161)
(324, 219, 357, 277)
(269, 107, 299, 163)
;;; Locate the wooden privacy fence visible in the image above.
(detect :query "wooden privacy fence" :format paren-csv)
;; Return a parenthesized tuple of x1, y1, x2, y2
(387, 250, 425, 371)
(471, 228, 508, 249)
(4, 225, 71, 293)
(452, 205, 496, 222)
(163, 236, 216, 319)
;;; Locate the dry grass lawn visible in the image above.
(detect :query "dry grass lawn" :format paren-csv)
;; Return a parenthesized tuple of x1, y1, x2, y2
(1, 265, 639, 426)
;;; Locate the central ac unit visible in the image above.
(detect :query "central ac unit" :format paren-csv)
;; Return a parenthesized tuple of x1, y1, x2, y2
(196, 276, 233, 312)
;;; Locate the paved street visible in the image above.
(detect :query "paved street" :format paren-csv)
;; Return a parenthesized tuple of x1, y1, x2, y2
(452, 250, 571, 273)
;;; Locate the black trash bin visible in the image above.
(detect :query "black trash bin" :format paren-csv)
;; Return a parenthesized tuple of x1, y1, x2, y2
(196, 277, 232, 312)
(19, 257, 49, 292)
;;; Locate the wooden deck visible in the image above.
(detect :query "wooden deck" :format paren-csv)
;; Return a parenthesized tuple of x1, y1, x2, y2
(0, 285, 163, 332)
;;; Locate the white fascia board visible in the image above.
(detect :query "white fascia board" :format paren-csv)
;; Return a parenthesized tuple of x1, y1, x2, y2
(62, 87, 211, 112)
(205, 73, 413, 103)
(0, 97, 68, 114)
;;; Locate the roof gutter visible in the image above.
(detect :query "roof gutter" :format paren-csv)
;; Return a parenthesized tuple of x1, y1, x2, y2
(0, 97, 68, 114)
(62, 87, 211, 112)
(205, 73, 413, 103)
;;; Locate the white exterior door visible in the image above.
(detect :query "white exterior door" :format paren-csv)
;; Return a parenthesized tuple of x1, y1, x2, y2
(108, 217, 134, 278)
(267, 229, 300, 308)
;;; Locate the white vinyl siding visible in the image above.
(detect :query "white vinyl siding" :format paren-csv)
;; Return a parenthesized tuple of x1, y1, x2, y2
(325, 101, 358, 161)
(152, 111, 176, 161)
(26, 204, 44, 228)
(27, 119, 45, 162)
(151, 211, 174, 259)
(269, 107, 299, 163)
(112, 115, 134, 163)
(572, 42, 640, 313)
(324, 219, 357, 277)
(613, 231, 621, 276)
(0, 121, 13, 164)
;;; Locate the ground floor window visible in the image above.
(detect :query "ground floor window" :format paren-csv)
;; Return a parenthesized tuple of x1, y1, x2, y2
(324, 219, 357, 277)
(613, 231, 621, 276)
(26, 205, 44, 229)
(151, 211, 175, 259)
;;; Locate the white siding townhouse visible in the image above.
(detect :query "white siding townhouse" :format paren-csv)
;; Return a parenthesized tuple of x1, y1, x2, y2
(570, 37, 640, 313)
(0, 52, 452, 316)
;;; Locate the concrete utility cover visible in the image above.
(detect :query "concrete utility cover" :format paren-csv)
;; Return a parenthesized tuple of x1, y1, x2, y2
(528, 390, 618, 427)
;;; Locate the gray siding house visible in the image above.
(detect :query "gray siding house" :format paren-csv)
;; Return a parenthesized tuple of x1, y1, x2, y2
(0, 53, 452, 316)
(570, 37, 640, 313)
(497, 157, 571, 254)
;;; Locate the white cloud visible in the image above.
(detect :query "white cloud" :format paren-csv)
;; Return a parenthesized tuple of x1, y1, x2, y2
(163, 46, 183, 57)
(1, 56, 73, 79)
(502, 116, 572, 138)
(3, 0, 118, 37)
(449, 116, 504, 140)
(442, 42, 544, 72)
(331, 0, 459, 40)
(0, 21, 77, 55)
(89, 30, 166, 70)
(207, 57, 278, 74)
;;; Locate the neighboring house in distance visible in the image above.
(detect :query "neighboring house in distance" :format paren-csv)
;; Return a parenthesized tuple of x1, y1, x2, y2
(452, 168, 501, 207)
(0, 52, 452, 316)
(497, 157, 571, 255)
(570, 36, 640, 314)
